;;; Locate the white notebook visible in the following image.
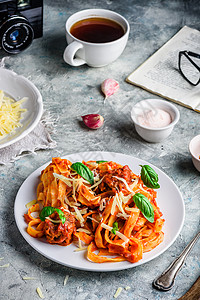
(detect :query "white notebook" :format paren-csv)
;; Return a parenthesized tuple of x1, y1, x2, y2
(126, 26, 200, 112)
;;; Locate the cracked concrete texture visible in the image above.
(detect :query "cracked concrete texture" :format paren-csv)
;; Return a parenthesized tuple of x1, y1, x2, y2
(0, 0, 200, 299)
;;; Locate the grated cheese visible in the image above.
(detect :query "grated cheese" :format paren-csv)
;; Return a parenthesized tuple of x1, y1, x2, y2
(87, 216, 100, 223)
(93, 175, 100, 181)
(74, 237, 88, 252)
(25, 199, 37, 208)
(0, 263, 9, 268)
(71, 208, 87, 216)
(0, 90, 27, 138)
(23, 276, 37, 280)
(63, 275, 69, 286)
(111, 193, 129, 219)
(70, 172, 78, 176)
(85, 161, 98, 168)
(45, 217, 61, 223)
(113, 176, 135, 194)
(54, 173, 87, 185)
(139, 184, 149, 194)
(72, 206, 85, 227)
(76, 177, 83, 192)
(74, 246, 88, 252)
(130, 177, 139, 189)
(62, 173, 88, 184)
(76, 228, 91, 234)
(115, 193, 125, 215)
(99, 198, 106, 211)
(125, 286, 131, 290)
(101, 223, 129, 243)
(116, 212, 129, 220)
(90, 175, 105, 189)
(53, 173, 72, 187)
(31, 211, 39, 219)
(118, 191, 133, 205)
(79, 208, 88, 214)
(114, 287, 122, 298)
(111, 194, 117, 215)
(64, 196, 80, 207)
(36, 287, 44, 299)
(54, 173, 85, 202)
(125, 207, 140, 213)
(72, 179, 76, 201)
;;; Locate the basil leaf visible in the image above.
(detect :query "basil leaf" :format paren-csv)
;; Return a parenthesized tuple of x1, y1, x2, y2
(54, 208, 66, 224)
(39, 206, 55, 221)
(39, 206, 66, 224)
(140, 165, 160, 189)
(133, 193, 154, 223)
(96, 160, 108, 164)
(111, 221, 119, 235)
(71, 162, 94, 185)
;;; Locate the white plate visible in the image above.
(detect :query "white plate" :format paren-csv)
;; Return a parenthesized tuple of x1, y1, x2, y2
(14, 151, 185, 272)
(0, 68, 43, 149)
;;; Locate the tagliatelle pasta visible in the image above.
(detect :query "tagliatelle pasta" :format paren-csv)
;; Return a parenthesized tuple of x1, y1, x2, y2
(24, 157, 165, 263)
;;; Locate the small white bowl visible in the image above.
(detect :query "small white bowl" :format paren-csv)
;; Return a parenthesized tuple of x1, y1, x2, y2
(131, 99, 180, 143)
(0, 68, 43, 149)
(189, 135, 200, 172)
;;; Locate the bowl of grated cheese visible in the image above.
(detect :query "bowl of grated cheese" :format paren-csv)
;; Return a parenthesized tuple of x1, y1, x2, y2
(0, 67, 43, 149)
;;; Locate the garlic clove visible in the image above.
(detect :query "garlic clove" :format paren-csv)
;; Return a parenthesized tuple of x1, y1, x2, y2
(101, 79, 119, 99)
(81, 114, 104, 129)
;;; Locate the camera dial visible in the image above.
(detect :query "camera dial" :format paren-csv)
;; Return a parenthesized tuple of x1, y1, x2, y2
(0, 15, 34, 54)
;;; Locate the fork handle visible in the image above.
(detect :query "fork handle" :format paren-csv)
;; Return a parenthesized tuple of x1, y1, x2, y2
(153, 231, 200, 291)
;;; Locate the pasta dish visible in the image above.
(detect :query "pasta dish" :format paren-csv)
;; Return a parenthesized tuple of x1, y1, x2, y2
(24, 157, 164, 263)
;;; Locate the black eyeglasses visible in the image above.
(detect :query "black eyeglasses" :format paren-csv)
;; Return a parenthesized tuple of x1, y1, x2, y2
(178, 51, 200, 86)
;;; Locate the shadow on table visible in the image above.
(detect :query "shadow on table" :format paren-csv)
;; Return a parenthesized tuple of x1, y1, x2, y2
(175, 156, 197, 173)
(38, 31, 89, 76)
(108, 119, 144, 142)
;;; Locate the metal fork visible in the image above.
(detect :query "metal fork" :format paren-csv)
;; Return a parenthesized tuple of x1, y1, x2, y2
(153, 231, 200, 291)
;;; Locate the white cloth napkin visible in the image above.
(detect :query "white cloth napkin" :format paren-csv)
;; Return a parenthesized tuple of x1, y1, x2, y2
(0, 113, 57, 165)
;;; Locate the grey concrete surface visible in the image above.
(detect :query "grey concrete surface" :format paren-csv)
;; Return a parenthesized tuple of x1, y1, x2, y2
(0, 0, 199, 299)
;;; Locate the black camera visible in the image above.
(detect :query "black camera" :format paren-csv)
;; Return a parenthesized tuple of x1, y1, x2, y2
(0, 0, 43, 54)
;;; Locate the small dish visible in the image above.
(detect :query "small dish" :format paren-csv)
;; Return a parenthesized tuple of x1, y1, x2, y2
(189, 135, 200, 172)
(0, 67, 43, 149)
(131, 99, 180, 143)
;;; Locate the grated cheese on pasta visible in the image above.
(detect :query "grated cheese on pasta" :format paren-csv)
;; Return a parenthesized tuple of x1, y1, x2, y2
(25, 199, 37, 208)
(113, 176, 135, 194)
(76, 228, 91, 234)
(74, 237, 88, 252)
(101, 223, 129, 243)
(72, 206, 85, 227)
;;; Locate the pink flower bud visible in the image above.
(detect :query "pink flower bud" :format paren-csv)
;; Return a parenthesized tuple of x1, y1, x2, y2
(81, 114, 104, 129)
(101, 79, 119, 99)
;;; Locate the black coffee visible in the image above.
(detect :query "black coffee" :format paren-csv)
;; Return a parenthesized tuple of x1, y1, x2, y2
(70, 17, 125, 43)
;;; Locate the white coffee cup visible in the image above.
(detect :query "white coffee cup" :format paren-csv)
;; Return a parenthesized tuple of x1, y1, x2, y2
(63, 9, 130, 67)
